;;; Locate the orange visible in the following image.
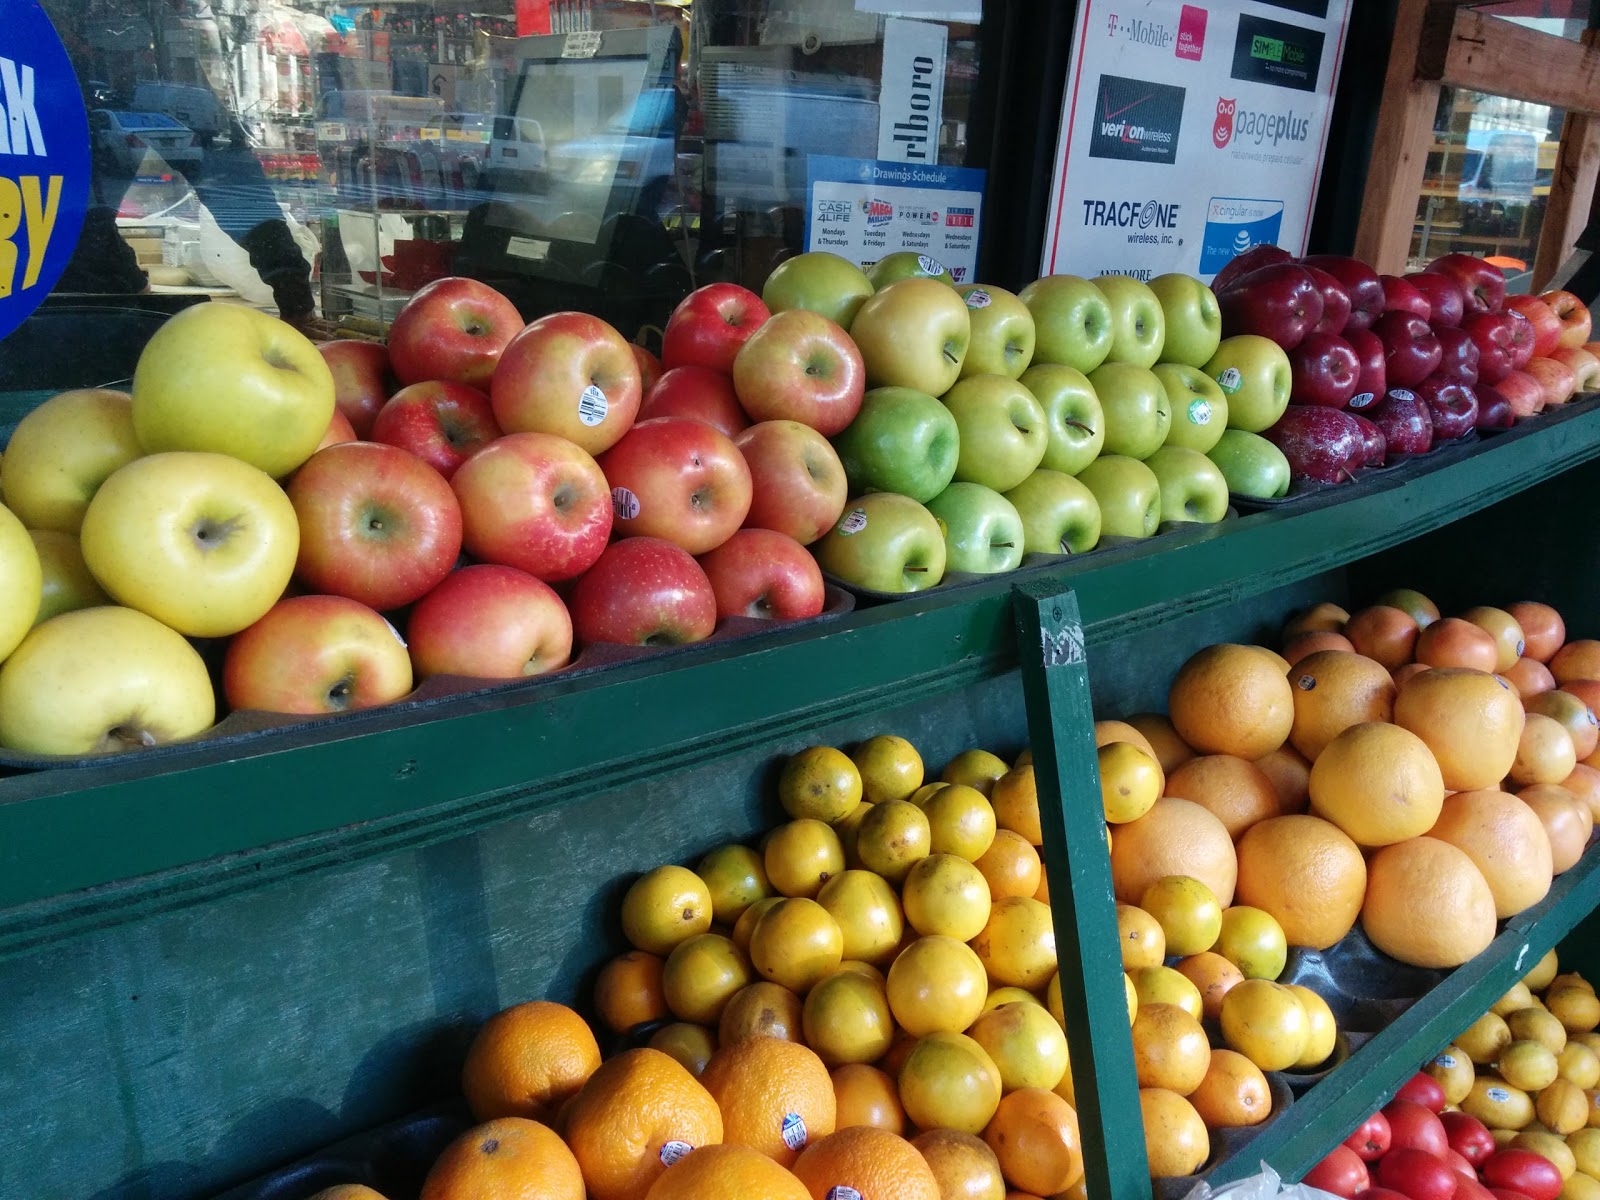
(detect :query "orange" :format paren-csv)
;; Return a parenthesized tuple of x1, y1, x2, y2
(1508, 601, 1567, 663)
(1139, 1088, 1209, 1177)
(1234, 815, 1367, 950)
(664, 934, 752, 1025)
(765, 819, 847, 898)
(1219, 979, 1309, 1071)
(1374, 588, 1441, 630)
(856, 801, 932, 884)
(1214, 906, 1289, 981)
(1461, 606, 1528, 672)
(780, 746, 864, 822)
(899, 1032, 1004, 1135)
(1282, 602, 1350, 638)
(1506, 657, 1558, 699)
(1188, 1049, 1271, 1129)
(1343, 605, 1420, 670)
(911, 1129, 1005, 1200)
(968, 1000, 1070, 1092)
(991, 767, 1042, 845)
(1561, 763, 1600, 822)
(1099, 742, 1164, 825)
(1427, 790, 1553, 918)
(719, 982, 804, 1047)
(833, 1064, 906, 1133)
(1517, 784, 1593, 873)
(749, 898, 844, 994)
(971, 896, 1058, 990)
(643, 1144, 811, 1200)
(817, 869, 905, 964)
(983, 1088, 1083, 1195)
(1417, 617, 1501, 672)
(563, 1048, 724, 1200)
(622, 866, 714, 957)
(1116, 903, 1167, 970)
(1283, 630, 1356, 665)
(1168, 644, 1294, 759)
(700, 1036, 835, 1166)
(1125, 712, 1195, 773)
(888, 935, 990, 1035)
(902, 854, 991, 942)
(1394, 668, 1526, 791)
(312, 1189, 389, 1200)
(648, 1024, 717, 1077)
(1361, 837, 1498, 968)
(462, 1001, 602, 1123)
(1255, 745, 1312, 814)
(1528, 690, 1600, 760)
(1131, 1002, 1211, 1095)
(1513, 712, 1580, 787)
(1393, 662, 1431, 687)
(1288, 650, 1397, 760)
(696, 844, 771, 926)
(1552, 640, 1600, 685)
(923, 783, 998, 861)
(792, 1126, 940, 1200)
(942, 749, 1012, 796)
(1093, 719, 1159, 759)
(852, 735, 925, 805)
(975, 830, 1043, 900)
(803, 968, 895, 1066)
(1175, 952, 1244, 1020)
(595, 952, 669, 1035)
(1164, 754, 1279, 839)
(1309, 721, 1445, 847)
(1139, 876, 1222, 957)
(420, 1117, 583, 1200)
(1108, 797, 1237, 907)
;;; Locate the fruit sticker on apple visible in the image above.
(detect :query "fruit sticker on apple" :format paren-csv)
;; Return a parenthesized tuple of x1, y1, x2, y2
(957, 284, 1036, 380)
(491, 312, 643, 455)
(1204, 335, 1292, 432)
(597, 418, 753, 555)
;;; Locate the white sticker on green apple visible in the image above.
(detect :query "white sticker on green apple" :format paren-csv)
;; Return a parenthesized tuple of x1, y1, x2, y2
(838, 508, 868, 536)
(1188, 399, 1212, 426)
(964, 288, 992, 309)
(611, 487, 640, 521)
(1215, 367, 1243, 395)
(578, 384, 609, 427)
(917, 255, 946, 277)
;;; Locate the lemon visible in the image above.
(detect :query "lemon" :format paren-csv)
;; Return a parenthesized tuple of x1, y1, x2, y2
(621, 865, 714, 956)
(802, 968, 895, 1066)
(851, 734, 924, 804)
(902, 853, 992, 942)
(1514, 1130, 1576, 1179)
(1538, 1077, 1589, 1134)
(1099, 741, 1163, 824)
(1560, 1041, 1600, 1089)
(764, 818, 846, 898)
(1458, 1011, 1514, 1064)
(855, 800, 932, 884)
(1549, 986, 1600, 1034)
(1510, 1006, 1570, 1054)
(1500, 1039, 1559, 1090)
(696, 843, 771, 925)
(1524, 947, 1560, 991)
(1139, 876, 1222, 957)
(1427, 1045, 1476, 1105)
(1462, 1077, 1534, 1129)
(1567, 1127, 1600, 1177)
(779, 745, 863, 821)
(817, 869, 904, 964)
(922, 783, 998, 861)
(1495, 982, 1537, 1016)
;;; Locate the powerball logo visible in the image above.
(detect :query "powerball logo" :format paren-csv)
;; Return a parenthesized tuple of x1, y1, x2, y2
(860, 198, 893, 225)
(947, 206, 975, 227)
(902, 207, 940, 226)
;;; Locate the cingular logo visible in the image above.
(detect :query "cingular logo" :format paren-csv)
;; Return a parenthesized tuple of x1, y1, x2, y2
(1215, 98, 1310, 148)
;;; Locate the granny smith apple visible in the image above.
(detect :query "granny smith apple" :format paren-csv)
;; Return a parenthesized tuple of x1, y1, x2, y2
(1018, 275, 1113, 374)
(1204, 335, 1293, 432)
(1087, 363, 1170, 460)
(763, 251, 875, 329)
(813, 492, 947, 593)
(1208, 429, 1292, 499)
(1145, 446, 1230, 524)
(957, 284, 1036, 380)
(832, 386, 959, 502)
(1155, 364, 1229, 454)
(1076, 455, 1161, 539)
(926, 482, 1025, 574)
(1149, 273, 1223, 368)
(867, 251, 956, 289)
(942, 375, 1048, 493)
(851, 279, 971, 396)
(1022, 364, 1104, 475)
(1004, 469, 1102, 556)
(1094, 275, 1166, 368)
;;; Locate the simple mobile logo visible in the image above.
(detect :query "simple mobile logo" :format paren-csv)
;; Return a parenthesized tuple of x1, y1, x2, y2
(1231, 14, 1324, 93)
(1088, 74, 1185, 166)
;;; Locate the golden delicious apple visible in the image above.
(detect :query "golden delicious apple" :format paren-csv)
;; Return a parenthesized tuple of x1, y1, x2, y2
(28, 530, 110, 624)
(0, 503, 41, 661)
(0, 388, 141, 532)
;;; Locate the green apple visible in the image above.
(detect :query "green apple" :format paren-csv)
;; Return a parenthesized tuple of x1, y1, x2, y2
(813, 492, 947, 593)
(133, 303, 335, 478)
(957, 284, 1036, 380)
(1204, 335, 1292, 433)
(850, 279, 971, 396)
(1018, 275, 1113, 374)
(80, 451, 300, 639)
(28, 529, 110, 625)
(1093, 275, 1166, 368)
(926, 482, 1025, 574)
(1208, 429, 1291, 499)
(832, 386, 959, 502)
(0, 387, 142, 533)
(763, 251, 875, 329)
(1086, 363, 1170, 460)
(942, 375, 1048, 493)
(1004, 469, 1102, 556)
(1155, 364, 1229, 454)
(1145, 446, 1230, 524)
(1021, 364, 1104, 475)
(866, 251, 956, 289)
(1076, 455, 1161, 539)
(1148, 273, 1223, 368)
(0, 502, 41, 662)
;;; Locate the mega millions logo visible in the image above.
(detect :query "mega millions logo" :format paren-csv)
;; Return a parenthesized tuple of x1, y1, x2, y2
(1214, 98, 1236, 148)
(860, 198, 893, 226)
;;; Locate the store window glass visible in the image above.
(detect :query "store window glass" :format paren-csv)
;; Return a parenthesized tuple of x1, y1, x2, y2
(1475, 2, 1595, 42)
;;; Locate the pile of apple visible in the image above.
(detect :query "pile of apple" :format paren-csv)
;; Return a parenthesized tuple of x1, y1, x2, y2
(1211, 245, 1598, 486)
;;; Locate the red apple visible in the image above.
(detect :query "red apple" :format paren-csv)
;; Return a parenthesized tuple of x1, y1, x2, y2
(317, 408, 358, 450)
(1433, 326, 1480, 385)
(1346, 327, 1387, 408)
(1212, 244, 1294, 294)
(599, 417, 753, 556)
(1351, 412, 1386, 466)
(1218, 263, 1324, 350)
(1344, 1111, 1392, 1162)
(638, 365, 750, 437)
(631, 343, 663, 393)
(1404, 271, 1465, 328)
(386, 276, 523, 389)
(1441, 1112, 1496, 1167)
(491, 311, 643, 455)
(1476, 383, 1516, 430)
(370, 380, 502, 479)
(732, 310, 866, 436)
(1302, 255, 1385, 332)
(319, 340, 394, 437)
(735, 420, 849, 546)
(223, 594, 413, 714)
(1265, 406, 1366, 483)
(1366, 387, 1434, 457)
(569, 536, 718, 647)
(1414, 375, 1479, 440)
(1552, 345, 1600, 391)
(1505, 295, 1564, 359)
(450, 432, 613, 582)
(661, 283, 771, 374)
(1380, 274, 1432, 321)
(1465, 311, 1520, 384)
(698, 528, 826, 620)
(1427, 253, 1506, 316)
(406, 563, 573, 680)
(1498, 370, 1546, 418)
(1507, 308, 1538, 370)
(1526, 356, 1578, 407)
(1302, 265, 1353, 335)
(287, 441, 463, 611)
(1543, 290, 1593, 348)
(1289, 331, 1360, 407)
(1373, 310, 1443, 388)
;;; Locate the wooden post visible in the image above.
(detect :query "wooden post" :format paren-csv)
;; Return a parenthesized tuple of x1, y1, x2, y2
(1534, 30, 1600, 291)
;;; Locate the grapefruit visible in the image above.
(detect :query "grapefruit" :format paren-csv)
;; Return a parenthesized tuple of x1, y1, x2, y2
(1361, 837, 1498, 968)
(1427, 789, 1554, 917)
(1517, 784, 1593, 873)
(1417, 617, 1500, 671)
(1288, 650, 1397, 760)
(1254, 745, 1312, 814)
(1344, 605, 1420, 671)
(1163, 754, 1279, 838)
(1168, 644, 1295, 760)
(1234, 815, 1366, 950)
(1108, 797, 1237, 906)
(1394, 668, 1526, 791)
(1308, 721, 1446, 847)
(1506, 601, 1566, 663)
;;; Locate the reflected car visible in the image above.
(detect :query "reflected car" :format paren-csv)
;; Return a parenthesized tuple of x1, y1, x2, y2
(90, 110, 203, 175)
(543, 88, 681, 218)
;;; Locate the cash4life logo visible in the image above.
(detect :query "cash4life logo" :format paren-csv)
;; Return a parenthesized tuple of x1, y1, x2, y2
(1231, 13, 1325, 93)
(1105, 5, 1208, 61)
(1089, 74, 1185, 165)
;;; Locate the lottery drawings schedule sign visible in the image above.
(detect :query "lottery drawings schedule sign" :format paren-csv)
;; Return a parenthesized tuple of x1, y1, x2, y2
(1040, 0, 1353, 283)
(805, 156, 987, 283)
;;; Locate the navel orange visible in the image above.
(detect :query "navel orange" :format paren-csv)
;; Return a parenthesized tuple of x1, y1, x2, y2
(792, 1126, 940, 1200)
(462, 1000, 602, 1123)
(833, 1063, 906, 1133)
(420, 1117, 583, 1200)
(700, 1036, 835, 1166)
(644, 1144, 811, 1200)
(595, 951, 669, 1035)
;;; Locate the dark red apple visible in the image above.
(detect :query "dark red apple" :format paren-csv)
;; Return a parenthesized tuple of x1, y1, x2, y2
(568, 536, 718, 647)
(1346, 327, 1387, 408)
(1405, 271, 1466, 328)
(638, 365, 750, 437)
(1218, 263, 1325, 350)
(1414, 375, 1479, 441)
(1476, 383, 1516, 429)
(1264, 405, 1366, 483)
(1465, 311, 1520, 384)
(1302, 265, 1353, 335)
(1433, 326, 1480, 385)
(1380, 274, 1433, 322)
(1366, 387, 1434, 457)
(1212, 243, 1294, 294)
(1289, 331, 1361, 407)
(1427, 252, 1507, 316)
(1373, 310, 1443, 388)
(1351, 412, 1386, 466)
(1302, 255, 1386, 332)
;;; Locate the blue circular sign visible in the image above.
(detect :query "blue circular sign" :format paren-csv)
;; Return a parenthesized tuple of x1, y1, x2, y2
(0, 2, 91, 340)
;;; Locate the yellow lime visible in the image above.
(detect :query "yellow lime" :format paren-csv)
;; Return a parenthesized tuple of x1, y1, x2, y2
(695, 843, 771, 926)
(748, 897, 844, 994)
(621, 864, 713, 956)
(902, 853, 992, 942)
(1214, 906, 1289, 981)
(941, 749, 1011, 796)
(1139, 876, 1222, 957)
(764, 818, 846, 898)
(732, 896, 781, 954)
(1129, 965, 1203, 1021)
(1287, 985, 1337, 1070)
(1116, 904, 1167, 970)
(1458, 1011, 1514, 1064)
(802, 967, 895, 1066)
(983, 986, 1041, 1014)
(1099, 741, 1163, 824)
(968, 1000, 1070, 1092)
(779, 745, 863, 822)
(886, 935, 989, 1036)
(1219, 979, 1309, 1072)
(922, 783, 998, 861)
(971, 896, 1058, 990)
(817, 868, 905, 964)
(855, 800, 932, 885)
(851, 734, 924, 804)
(898, 1032, 1003, 1136)
(662, 933, 752, 1025)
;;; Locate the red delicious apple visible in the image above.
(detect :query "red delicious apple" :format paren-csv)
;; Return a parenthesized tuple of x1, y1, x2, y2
(1507, 308, 1537, 370)
(1302, 255, 1386, 332)
(1366, 387, 1434, 457)
(1552, 345, 1600, 391)
(1351, 412, 1386, 466)
(734, 420, 849, 545)
(1476, 383, 1516, 430)
(386, 277, 523, 389)
(287, 441, 463, 611)
(1373, 310, 1444, 387)
(317, 408, 358, 450)
(1433, 325, 1480, 385)
(223, 594, 414, 715)
(1264, 405, 1366, 483)
(1427, 253, 1507, 316)
(1497, 370, 1546, 418)
(1543, 289, 1592, 348)
(698, 528, 825, 620)
(1404, 271, 1465, 328)
(450, 432, 613, 582)
(569, 536, 718, 647)
(1379, 274, 1432, 322)
(1218, 263, 1324, 350)
(1302, 265, 1353, 336)
(1414, 375, 1479, 440)
(732, 310, 866, 436)
(1526, 356, 1578, 407)
(406, 563, 573, 680)
(370, 380, 502, 479)
(1212, 244, 1294, 294)
(598, 417, 753, 556)
(319, 340, 394, 437)
(1289, 331, 1360, 407)
(1505, 295, 1563, 359)
(1465, 311, 1520, 384)
(639, 365, 750, 437)
(492, 312, 643, 458)
(1346, 327, 1387, 408)
(631, 343, 663, 393)
(661, 283, 771, 374)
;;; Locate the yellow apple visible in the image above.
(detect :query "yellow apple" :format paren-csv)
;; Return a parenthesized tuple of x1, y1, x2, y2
(132, 303, 335, 478)
(0, 606, 215, 754)
(0, 388, 142, 532)
(80, 452, 299, 638)
(28, 529, 110, 624)
(0, 503, 41, 661)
